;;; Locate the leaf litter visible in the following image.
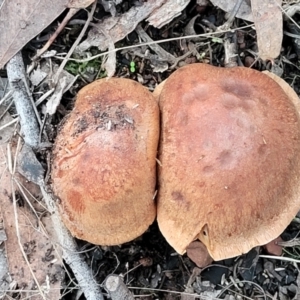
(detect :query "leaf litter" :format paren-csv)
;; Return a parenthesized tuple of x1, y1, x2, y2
(0, 0, 68, 69)
(0, 140, 63, 299)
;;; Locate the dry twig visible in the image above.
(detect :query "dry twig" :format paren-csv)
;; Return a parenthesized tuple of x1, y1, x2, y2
(6, 52, 40, 148)
(32, 8, 80, 61)
(54, 1, 97, 84)
(104, 274, 134, 300)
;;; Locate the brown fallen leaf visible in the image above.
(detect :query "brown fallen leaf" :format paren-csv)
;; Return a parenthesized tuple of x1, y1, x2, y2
(0, 142, 63, 299)
(68, 0, 95, 8)
(0, 0, 68, 69)
(210, 0, 252, 21)
(76, 0, 165, 53)
(147, 0, 190, 28)
(0, 107, 15, 143)
(292, 272, 300, 300)
(251, 0, 283, 60)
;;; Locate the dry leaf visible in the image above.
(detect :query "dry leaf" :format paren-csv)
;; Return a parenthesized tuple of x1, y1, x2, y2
(76, 0, 165, 52)
(0, 248, 11, 298)
(30, 68, 48, 87)
(210, 0, 252, 21)
(0, 0, 68, 69)
(292, 273, 300, 300)
(68, 0, 95, 8)
(17, 144, 44, 185)
(0, 107, 15, 144)
(99, 0, 123, 17)
(46, 77, 67, 115)
(147, 0, 190, 28)
(103, 44, 116, 78)
(42, 62, 76, 115)
(251, 0, 283, 60)
(0, 143, 63, 299)
(99, 28, 117, 77)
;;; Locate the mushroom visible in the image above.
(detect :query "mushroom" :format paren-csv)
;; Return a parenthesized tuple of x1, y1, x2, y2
(52, 78, 159, 245)
(156, 63, 300, 260)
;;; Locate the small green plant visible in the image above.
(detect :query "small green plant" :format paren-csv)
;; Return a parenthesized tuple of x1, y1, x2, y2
(130, 61, 136, 73)
(211, 37, 223, 44)
(65, 57, 102, 77)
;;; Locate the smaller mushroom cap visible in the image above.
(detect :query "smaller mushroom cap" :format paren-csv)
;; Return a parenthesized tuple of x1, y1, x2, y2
(157, 63, 300, 260)
(52, 78, 159, 245)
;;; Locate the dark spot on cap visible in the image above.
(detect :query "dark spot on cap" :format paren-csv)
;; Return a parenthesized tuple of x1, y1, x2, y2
(217, 150, 233, 167)
(203, 165, 214, 173)
(67, 190, 86, 213)
(221, 78, 253, 99)
(172, 191, 185, 202)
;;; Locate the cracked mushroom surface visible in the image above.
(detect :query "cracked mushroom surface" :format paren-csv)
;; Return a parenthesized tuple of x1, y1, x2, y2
(156, 63, 300, 260)
(52, 78, 159, 245)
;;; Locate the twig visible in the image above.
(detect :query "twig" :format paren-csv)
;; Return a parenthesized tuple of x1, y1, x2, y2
(135, 25, 195, 69)
(259, 254, 300, 264)
(58, 24, 253, 64)
(6, 52, 40, 149)
(224, 32, 238, 68)
(0, 90, 12, 107)
(32, 8, 80, 61)
(0, 118, 18, 132)
(104, 274, 134, 300)
(135, 24, 177, 64)
(41, 187, 104, 300)
(218, 0, 244, 30)
(54, 2, 97, 84)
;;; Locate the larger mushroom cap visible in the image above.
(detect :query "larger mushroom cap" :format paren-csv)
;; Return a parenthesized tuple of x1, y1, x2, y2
(52, 78, 159, 245)
(157, 63, 300, 260)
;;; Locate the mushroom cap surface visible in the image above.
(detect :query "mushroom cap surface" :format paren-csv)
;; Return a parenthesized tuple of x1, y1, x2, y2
(157, 63, 300, 260)
(52, 78, 159, 245)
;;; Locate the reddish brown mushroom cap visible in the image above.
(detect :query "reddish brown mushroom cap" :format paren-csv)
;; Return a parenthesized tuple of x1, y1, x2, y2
(157, 63, 300, 260)
(52, 78, 159, 245)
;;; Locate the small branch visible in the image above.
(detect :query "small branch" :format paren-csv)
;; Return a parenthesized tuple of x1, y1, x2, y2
(135, 24, 176, 64)
(6, 52, 40, 149)
(224, 32, 238, 68)
(41, 186, 104, 300)
(32, 8, 80, 61)
(54, 2, 97, 84)
(104, 274, 134, 300)
(135, 25, 194, 70)
(218, 0, 244, 30)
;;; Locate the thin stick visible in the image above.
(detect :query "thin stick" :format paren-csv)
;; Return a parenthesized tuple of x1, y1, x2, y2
(54, 2, 97, 84)
(104, 274, 134, 300)
(259, 254, 300, 264)
(54, 24, 253, 64)
(6, 52, 40, 148)
(33, 8, 80, 61)
(41, 187, 104, 300)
